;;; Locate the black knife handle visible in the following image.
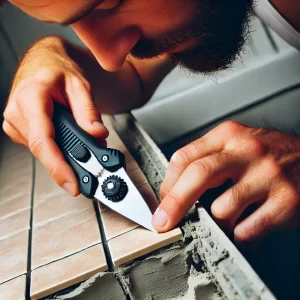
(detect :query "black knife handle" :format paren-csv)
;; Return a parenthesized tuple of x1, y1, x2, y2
(52, 103, 126, 198)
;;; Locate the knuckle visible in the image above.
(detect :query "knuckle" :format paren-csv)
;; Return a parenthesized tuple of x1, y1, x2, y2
(230, 182, 248, 207)
(48, 160, 62, 181)
(83, 103, 98, 116)
(245, 138, 266, 157)
(73, 76, 91, 92)
(3, 106, 16, 123)
(160, 184, 170, 200)
(170, 148, 192, 169)
(265, 160, 283, 179)
(221, 120, 243, 135)
(28, 136, 44, 158)
(168, 190, 186, 210)
(189, 157, 214, 177)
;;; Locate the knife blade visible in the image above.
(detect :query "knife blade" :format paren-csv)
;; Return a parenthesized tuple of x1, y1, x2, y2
(52, 103, 156, 232)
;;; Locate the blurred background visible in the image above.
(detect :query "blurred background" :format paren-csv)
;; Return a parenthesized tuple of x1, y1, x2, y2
(1, 3, 300, 299)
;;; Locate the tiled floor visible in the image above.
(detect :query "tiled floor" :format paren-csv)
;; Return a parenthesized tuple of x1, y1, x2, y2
(0, 116, 182, 299)
(30, 161, 108, 299)
(0, 275, 26, 300)
(30, 244, 107, 300)
(0, 134, 32, 299)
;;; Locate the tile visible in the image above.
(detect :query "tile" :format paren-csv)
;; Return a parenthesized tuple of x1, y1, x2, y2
(108, 226, 183, 266)
(31, 244, 108, 300)
(0, 136, 32, 286)
(101, 209, 138, 241)
(127, 168, 148, 188)
(0, 231, 28, 284)
(33, 161, 94, 225)
(32, 208, 101, 269)
(0, 197, 30, 219)
(0, 209, 30, 239)
(0, 275, 26, 300)
(0, 136, 32, 213)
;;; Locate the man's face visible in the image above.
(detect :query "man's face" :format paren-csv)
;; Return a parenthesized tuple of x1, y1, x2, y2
(9, 0, 253, 73)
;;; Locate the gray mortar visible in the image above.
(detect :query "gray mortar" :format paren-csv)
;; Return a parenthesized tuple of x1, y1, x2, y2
(44, 208, 274, 300)
(48, 273, 126, 300)
(117, 240, 225, 300)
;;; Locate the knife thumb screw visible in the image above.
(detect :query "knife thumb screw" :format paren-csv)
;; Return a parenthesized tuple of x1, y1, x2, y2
(102, 175, 128, 202)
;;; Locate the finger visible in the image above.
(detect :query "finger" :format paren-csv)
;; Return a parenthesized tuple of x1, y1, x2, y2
(160, 121, 241, 199)
(211, 170, 268, 230)
(2, 120, 27, 146)
(153, 152, 239, 232)
(65, 76, 109, 139)
(233, 190, 298, 244)
(19, 88, 79, 196)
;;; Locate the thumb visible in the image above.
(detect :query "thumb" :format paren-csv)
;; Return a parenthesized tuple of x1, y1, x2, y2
(65, 76, 109, 139)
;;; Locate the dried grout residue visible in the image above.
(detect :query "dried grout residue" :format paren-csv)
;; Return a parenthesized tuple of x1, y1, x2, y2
(181, 208, 275, 300)
(118, 241, 224, 300)
(41, 272, 127, 300)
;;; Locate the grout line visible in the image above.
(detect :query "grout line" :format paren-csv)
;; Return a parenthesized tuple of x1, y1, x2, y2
(31, 242, 101, 271)
(107, 226, 139, 242)
(25, 157, 35, 300)
(92, 199, 115, 272)
(0, 273, 27, 286)
(0, 207, 30, 222)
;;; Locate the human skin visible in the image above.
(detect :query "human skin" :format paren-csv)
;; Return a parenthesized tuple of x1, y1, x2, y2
(3, 0, 300, 244)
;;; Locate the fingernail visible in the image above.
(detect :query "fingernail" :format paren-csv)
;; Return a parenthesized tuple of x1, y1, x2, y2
(152, 208, 168, 229)
(93, 121, 107, 130)
(63, 182, 75, 196)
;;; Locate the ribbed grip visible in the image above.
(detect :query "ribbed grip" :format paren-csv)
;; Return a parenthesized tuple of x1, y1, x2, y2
(56, 121, 83, 152)
(53, 103, 126, 172)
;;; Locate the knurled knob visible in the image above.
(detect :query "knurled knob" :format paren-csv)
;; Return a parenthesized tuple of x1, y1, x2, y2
(101, 175, 128, 202)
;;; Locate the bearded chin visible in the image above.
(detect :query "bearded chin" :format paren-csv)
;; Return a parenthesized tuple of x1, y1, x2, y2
(134, 0, 254, 74)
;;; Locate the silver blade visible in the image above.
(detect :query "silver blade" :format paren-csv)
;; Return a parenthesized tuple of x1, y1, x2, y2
(95, 168, 157, 232)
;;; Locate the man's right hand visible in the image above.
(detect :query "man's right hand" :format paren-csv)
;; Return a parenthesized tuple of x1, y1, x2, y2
(2, 37, 109, 196)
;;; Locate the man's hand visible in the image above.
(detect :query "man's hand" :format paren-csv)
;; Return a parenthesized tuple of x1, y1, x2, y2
(2, 37, 108, 196)
(153, 121, 300, 243)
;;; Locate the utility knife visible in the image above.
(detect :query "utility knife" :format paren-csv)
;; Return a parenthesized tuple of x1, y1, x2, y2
(52, 103, 156, 232)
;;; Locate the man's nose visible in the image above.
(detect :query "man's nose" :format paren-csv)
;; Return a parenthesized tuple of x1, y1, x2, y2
(72, 22, 141, 72)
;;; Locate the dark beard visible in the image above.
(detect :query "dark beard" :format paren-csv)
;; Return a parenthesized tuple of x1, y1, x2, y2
(130, 0, 254, 74)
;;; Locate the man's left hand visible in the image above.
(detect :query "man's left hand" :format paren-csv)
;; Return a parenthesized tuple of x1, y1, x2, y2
(152, 121, 300, 243)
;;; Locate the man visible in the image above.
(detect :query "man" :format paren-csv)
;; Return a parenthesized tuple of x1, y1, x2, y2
(2, 0, 300, 244)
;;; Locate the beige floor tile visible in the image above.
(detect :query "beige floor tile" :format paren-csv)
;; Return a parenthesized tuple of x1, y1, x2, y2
(34, 161, 65, 203)
(0, 137, 32, 212)
(0, 275, 26, 300)
(0, 197, 30, 219)
(0, 209, 30, 239)
(31, 244, 107, 300)
(138, 184, 159, 214)
(34, 160, 94, 225)
(101, 209, 138, 241)
(32, 208, 101, 269)
(33, 194, 94, 226)
(0, 231, 28, 284)
(127, 168, 148, 188)
(108, 226, 183, 266)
